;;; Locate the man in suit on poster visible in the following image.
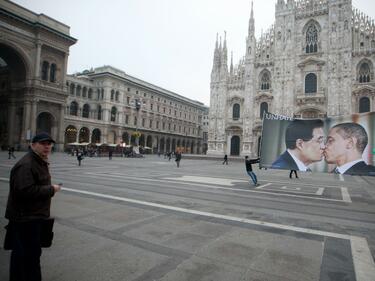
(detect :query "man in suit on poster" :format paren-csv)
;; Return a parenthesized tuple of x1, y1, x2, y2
(271, 119, 325, 171)
(324, 122, 375, 176)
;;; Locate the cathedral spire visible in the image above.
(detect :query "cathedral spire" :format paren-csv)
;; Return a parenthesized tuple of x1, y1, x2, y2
(222, 31, 228, 68)
(230, 51, 233, 75)
(248, 1, 255, 37)
(223, 31, 227, 51)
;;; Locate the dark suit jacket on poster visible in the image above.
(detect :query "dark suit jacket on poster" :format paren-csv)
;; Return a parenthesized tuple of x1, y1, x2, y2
(271, 151, 299, 170)
(343, 161, 375, 176)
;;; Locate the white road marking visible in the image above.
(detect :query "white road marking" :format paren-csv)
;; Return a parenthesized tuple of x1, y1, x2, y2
(258, 185, 325, 196)
(164, 175, 245, 186)
(60, 186, 375, 281)
(341, 187, 352, 203)
(339, 174, 345, 181)
(316, 187, 324, 196)
(255, 183, 272, 189)
(281, 186, 301, 191)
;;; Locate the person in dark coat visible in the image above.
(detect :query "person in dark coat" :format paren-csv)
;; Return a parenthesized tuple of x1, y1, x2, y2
(175, 152, 182, 168)
(4, 132, 61, 281)
(289, 170, 298, 179)
(8, 147, 12, 159)
(222, 154, 228, 165)
(77, 150, 83, 166)
(245, 156, 260, 186)
(109, 149, 113, 160)
(324, 122, 375, 176)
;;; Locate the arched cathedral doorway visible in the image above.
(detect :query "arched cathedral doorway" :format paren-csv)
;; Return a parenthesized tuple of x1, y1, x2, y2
(230, 136, 240, 156)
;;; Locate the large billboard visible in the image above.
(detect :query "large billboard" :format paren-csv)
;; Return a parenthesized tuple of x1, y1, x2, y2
(260, 112, 375, 176)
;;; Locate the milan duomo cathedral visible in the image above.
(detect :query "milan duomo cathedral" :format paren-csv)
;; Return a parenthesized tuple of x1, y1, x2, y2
(207, 0, 375, 156)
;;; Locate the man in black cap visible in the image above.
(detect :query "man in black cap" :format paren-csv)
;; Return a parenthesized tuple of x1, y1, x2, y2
(4, 132, 61, 281)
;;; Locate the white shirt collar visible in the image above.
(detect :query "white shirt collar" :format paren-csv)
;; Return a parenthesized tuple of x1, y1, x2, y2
(336, 159, 363, 174)
(287, 149, 309, 171)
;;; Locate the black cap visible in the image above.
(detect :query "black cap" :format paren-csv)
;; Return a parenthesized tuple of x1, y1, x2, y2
(32, 132, 55, 143)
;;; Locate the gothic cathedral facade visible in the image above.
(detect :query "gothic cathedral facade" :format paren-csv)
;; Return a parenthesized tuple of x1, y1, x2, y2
(208, 0, 375, 156)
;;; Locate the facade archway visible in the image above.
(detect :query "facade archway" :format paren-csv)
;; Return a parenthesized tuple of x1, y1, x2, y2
(146, 135, 152, 148)
(92, 128, 101, 143)
(0, 43, 28, 148)
(166, 138, 171, 152)
(65, 125, 77, 144)
(122, 132, 129, 144)
(36, 112, 55, 135)
(139, 134, 145, 146)
(79, 127, 90, 143)
(160, 137, 165, 153)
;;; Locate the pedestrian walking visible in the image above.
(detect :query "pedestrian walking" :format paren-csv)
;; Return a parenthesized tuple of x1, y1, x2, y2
(8, 147, 12, 159)
(4, 132, 61, 281)
(175, 151, 182, 168)
(10, 147, 16, 159)
(77, 150, 83, 166)
(168, 152, 172, 161)
(289, 170, 298, 179)
(109, 149, 113, 160)
(245, 156, 260, 186)
(222, 154, 228, 165)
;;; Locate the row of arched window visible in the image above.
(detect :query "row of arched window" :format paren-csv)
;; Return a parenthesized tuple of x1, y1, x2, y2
(41, 61, 56, 82)
(258, 60, 372, 95)
(69, 102, 102, 120)
(69, 83, 96, 99)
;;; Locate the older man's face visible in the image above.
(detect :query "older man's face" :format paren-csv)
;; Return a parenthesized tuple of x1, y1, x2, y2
(324, 128, 347, 164)
(300, 127, 325, 162)
(32, 141, 53, 159)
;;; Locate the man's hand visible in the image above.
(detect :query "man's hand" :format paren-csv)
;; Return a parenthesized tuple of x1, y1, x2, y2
(52, 184, 61, 193)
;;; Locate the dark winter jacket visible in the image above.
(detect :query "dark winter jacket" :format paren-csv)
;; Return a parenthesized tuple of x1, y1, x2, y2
(5, 151, 55, 221)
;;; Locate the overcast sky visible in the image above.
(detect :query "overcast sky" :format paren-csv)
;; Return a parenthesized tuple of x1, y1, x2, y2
(12, 0, 375, 106)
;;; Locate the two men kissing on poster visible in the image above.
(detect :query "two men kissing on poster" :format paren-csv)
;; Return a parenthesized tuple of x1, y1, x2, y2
(271, 119, 375, 176)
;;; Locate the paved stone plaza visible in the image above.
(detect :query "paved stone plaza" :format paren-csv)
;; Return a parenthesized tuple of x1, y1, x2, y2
(1, 152, 375, 281)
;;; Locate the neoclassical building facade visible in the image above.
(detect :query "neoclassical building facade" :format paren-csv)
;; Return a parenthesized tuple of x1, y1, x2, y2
(0, 0, 76, 151)
(65, 66, 206, 154)
(208, 0, 375, 156)
(0, 1, 207, 153)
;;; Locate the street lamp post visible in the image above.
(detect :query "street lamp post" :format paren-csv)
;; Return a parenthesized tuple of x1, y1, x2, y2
(134, 99, 141, 146)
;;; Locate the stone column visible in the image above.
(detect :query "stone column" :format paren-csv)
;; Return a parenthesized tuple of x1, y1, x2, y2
(35, 42, 42, 79)
(7, 102, 16, 146)
(62, 54, 69, 85)
(30, 100, 38, 137)
(57, 104, 65, 151)
(22, 100, 32, 146)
